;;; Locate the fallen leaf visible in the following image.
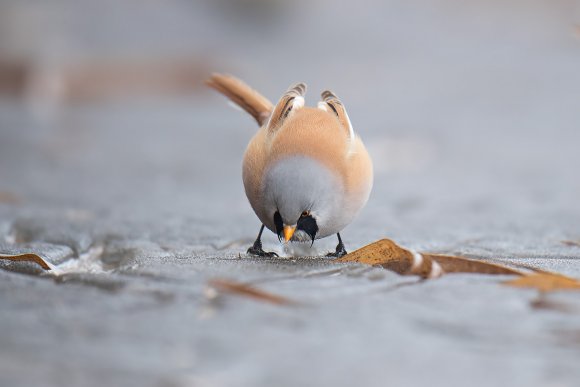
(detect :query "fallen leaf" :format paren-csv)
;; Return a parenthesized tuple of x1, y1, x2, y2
(504, 273, 580, 292)
(0, 252, 55, 270)
(337, 239, 522, 278)
(337, 239, 442, 279)
(426, 254, 522, 276)
(337, 239, 411, 266)
(562, 240, 580, 248)
(530, 297, 578, 313)
(207, 278, 297, 306)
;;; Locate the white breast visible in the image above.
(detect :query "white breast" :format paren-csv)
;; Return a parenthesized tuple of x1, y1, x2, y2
(253, 156, 360, 239)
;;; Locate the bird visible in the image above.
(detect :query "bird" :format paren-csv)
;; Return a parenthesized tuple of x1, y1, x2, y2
(206, 74, 373, 258)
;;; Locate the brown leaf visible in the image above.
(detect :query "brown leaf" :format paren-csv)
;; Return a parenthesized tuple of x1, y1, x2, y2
(338, 239, 411, 265)
(504, 273, 580, 292)
(337, 239, 580, 292)
(530, 297, 578, 313)
(0, 252, 55, 270)
(336, 239, 442, 278)
(207, 278, 297, 306)
(337, 239, 522, 278)
(426, 254, 522, 276)
(562, 240, 580, 248)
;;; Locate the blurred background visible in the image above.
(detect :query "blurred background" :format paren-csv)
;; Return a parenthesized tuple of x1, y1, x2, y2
(1, 0, 580, 251)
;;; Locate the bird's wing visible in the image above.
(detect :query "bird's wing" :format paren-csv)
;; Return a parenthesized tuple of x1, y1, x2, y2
(319, 90, 354, 141)
(266, 82, 307, 133)
(206, 73, 274, 126)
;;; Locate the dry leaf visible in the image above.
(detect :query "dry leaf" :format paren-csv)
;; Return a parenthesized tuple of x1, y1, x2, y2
(337, 239, 442, 279)
(339, 238, 580, 293)
(562, 240, 580, 248)
(207, 278, 297, 306)
(337, 239, 522, 278)
(426, 254, 522, 276)
(504, 273, 580, 292)
(530, 297, 578, 313)
(0, 252, 55, 270)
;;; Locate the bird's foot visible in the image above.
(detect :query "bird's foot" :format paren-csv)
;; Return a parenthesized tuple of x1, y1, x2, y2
(247, 243, 279, 258)
(326, 245, 348, 258)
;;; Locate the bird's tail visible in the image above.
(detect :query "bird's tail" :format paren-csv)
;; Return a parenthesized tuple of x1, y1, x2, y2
(206, 73, 273, 126)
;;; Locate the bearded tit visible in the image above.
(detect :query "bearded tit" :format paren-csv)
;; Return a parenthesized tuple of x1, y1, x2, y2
(207, 74, 373, 257)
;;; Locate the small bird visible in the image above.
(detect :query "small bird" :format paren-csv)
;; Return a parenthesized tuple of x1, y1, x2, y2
(207, 74, 373, 257)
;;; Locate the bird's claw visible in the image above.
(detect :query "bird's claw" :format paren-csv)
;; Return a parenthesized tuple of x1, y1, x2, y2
(247, 246, 279, 257)
(326, 247, 347, 258)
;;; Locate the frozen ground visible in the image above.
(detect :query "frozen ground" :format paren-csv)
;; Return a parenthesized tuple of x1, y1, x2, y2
(1, 1, 580, 386)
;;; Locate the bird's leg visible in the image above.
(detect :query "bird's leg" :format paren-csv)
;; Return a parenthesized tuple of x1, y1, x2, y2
(247, 224, 279, 257)
(326, 233, 348, 258)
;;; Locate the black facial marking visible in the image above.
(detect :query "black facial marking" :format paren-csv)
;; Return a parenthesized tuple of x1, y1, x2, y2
(297, 214, 318, 246)
(273, 211, 283, 242)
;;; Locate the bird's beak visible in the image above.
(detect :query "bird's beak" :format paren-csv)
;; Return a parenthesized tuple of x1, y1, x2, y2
(283, 225, 296, 243)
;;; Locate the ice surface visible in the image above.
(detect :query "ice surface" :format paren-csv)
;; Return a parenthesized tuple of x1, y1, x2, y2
(1, 1, 580, 386)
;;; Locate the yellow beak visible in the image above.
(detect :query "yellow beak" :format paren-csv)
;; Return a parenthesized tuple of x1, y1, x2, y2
(283, 225, 296, 243)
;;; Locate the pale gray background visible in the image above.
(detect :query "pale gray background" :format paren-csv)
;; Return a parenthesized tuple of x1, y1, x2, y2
(1, 1, 580, 386)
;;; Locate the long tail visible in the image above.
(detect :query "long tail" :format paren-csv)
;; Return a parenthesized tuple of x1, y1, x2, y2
(206, 73, 273, 126)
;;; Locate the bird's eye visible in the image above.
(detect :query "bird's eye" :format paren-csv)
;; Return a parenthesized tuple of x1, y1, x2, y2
(301, 211, 310, 217)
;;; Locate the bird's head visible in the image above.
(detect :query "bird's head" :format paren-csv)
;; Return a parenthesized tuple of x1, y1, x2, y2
(274, 209, 318, 245)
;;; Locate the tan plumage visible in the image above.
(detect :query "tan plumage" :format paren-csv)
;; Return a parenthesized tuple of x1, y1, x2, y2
(207, 73, 373, 257)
